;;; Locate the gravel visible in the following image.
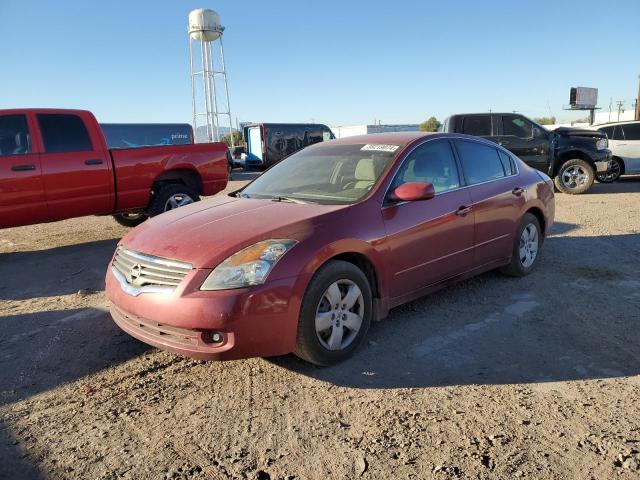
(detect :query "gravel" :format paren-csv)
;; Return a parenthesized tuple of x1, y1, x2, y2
(1, 173, 639, 479)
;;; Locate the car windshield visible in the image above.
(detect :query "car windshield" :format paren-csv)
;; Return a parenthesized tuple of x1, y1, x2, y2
(240, 143, 401, 204)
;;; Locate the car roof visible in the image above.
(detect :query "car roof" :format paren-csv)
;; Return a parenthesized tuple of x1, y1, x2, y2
(328, 131, 484, 145)
(591, 120, 640, 127)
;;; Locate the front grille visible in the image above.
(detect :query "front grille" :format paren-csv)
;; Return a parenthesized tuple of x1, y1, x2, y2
(112, 247, 192, 293)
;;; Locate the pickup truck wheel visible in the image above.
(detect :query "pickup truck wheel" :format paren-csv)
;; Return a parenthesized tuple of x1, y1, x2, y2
(596, 157, 623, 183)
(553, 159, 594, 194)
(113, 212, 148, 227)
(148, 184, 199, 217)
(295, 260, 372, 366)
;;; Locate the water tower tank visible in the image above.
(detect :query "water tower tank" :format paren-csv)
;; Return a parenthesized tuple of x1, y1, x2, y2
(188, 9, 223, 42)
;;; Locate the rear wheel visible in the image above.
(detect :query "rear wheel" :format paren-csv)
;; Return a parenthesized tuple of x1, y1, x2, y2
(295, 260, 372, 366)
(500, 213, 542, 277)
(147, 184, 199, 217)
(596, 157, 623, 183)
(553, 159, 594, 194)
(113, 212, 147, 227)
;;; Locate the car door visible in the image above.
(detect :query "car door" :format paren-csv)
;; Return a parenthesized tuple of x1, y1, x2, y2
(618, 123, 640, 174)
(382, 139, 474, 300)
(36, 113, 114, 221)
(453, 139, 525, 267)
(0, 113, 47, 228)
(498, 115, 550, 172)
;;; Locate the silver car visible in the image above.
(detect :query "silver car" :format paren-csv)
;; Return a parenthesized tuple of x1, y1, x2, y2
(592, 121, 640, 182)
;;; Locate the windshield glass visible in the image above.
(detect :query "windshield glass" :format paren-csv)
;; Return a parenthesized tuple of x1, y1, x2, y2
(240, 143, 401, 204)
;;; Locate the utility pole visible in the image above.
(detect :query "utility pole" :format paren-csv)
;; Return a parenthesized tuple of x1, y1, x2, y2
(616, 100, 624, 122)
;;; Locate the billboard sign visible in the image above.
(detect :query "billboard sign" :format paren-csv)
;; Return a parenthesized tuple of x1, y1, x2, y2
(569, 87, 598, 108)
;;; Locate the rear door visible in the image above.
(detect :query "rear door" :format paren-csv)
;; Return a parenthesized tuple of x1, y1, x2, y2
(453, 139, 525, 267)
(382, 139, 474, 300)
(618, 123, 640, 174)
(0, 113, 46, 228)
(37, 113, 114, 221)
(497, 115, 550, 172)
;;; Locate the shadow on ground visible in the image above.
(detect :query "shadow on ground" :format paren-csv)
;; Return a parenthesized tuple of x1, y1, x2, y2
(268, 232, 640, 388)
(588, 175, 640, 194)
(0, 238, 120, 301)
(0, 307, 149, 406)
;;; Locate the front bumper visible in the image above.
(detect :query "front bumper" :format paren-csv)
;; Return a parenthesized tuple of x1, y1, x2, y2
(105, 266, 306, 361)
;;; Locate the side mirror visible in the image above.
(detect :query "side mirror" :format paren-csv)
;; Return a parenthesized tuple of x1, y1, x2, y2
(388, 182, 436, 203)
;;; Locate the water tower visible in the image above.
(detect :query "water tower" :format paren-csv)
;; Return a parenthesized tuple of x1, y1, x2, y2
(188, 8, 234, 145)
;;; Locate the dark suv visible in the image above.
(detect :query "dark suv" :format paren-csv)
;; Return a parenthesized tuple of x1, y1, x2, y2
(442, 113, 612, 194)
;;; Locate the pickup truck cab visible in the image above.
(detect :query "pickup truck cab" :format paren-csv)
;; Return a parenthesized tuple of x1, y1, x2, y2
(442, 113, 611, 194)
(0, 109, 229, 229)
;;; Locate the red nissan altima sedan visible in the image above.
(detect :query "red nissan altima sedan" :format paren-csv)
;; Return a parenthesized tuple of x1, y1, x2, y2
(105, 132, 555, 365)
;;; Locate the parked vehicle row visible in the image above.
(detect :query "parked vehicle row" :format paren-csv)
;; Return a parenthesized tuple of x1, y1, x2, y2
(589, 120, 640, 183)
(0, 109, 229, 229)
(442, 112, 612, 194)
(106, 132, 554, 365)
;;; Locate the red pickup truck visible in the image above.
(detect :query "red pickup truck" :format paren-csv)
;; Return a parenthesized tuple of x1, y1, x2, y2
(0, 108, 229, 229)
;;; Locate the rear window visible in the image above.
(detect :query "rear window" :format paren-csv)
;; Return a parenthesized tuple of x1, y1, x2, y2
(37, 114, 93, 153)
(455, 140, 506, 184)
(461, 116, 491, 136)
(0, 114, 30, 156)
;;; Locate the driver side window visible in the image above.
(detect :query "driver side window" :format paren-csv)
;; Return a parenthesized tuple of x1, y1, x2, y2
(502, 116, 533, 139)
(393, 140, 460, 194)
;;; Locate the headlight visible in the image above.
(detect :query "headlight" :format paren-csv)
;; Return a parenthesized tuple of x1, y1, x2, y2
(200, 239, 298, 290)
(596, 138, 608, 150)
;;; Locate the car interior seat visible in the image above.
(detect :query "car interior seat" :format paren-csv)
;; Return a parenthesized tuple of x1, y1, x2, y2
(353, 158, 377, 190)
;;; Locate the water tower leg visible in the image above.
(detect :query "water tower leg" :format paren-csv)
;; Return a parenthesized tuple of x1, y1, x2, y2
(219, 36, 234, 148)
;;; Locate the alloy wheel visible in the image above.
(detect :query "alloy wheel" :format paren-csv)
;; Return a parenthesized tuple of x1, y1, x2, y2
(561, 166, 588, 189)
(519, 223, 539, 268)
(315, 279, 364, 351)
(164, 193, 194, 211)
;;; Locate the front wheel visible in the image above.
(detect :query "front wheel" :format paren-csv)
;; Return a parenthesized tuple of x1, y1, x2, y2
(500, 213, 542, 277)
(295, 260, 372, 366)
(553, 159, 594, 194)
(596, 157, 623, 183)
(147, 184, 199, 217)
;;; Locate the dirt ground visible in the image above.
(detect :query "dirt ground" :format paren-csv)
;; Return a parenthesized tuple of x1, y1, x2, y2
(1, 172, 640, 480)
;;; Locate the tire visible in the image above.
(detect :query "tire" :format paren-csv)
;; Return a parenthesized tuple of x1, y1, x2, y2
(596, 157, 623, 183)
(295, 260, 372, 366)
(500, 213, 542, 277)
(147, 184, 199, 217)
(113, 212, 148, 227)
(553, 159, 594, 194)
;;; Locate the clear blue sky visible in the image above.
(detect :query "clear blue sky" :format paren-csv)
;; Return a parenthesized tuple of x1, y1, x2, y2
(1, 0, 638, 126)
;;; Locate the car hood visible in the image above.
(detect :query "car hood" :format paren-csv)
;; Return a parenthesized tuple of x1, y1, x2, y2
(120, 195, 348, 268)
(551, 127, 606, 139)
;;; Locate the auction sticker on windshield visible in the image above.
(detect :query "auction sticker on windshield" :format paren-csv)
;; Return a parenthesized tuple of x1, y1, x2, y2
(361, 144, 399, 152)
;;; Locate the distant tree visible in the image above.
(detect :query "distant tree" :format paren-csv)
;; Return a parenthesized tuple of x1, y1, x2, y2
(221, 131, 243, 147)
(533, 116, 556, 125)
(574, 117, 590, 124)
(419, 117, 441, 132)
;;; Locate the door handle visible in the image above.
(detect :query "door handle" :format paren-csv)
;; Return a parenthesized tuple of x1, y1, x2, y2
(512, 187, 525, 196)
(456, 205, 472, 216)
(84, 159, 103, 165)
(11, 164, 36, 171)
(499, 140, 510, 146)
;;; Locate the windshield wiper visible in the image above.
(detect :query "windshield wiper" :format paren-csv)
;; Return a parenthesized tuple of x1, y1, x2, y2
(271, 196, 308, 204)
